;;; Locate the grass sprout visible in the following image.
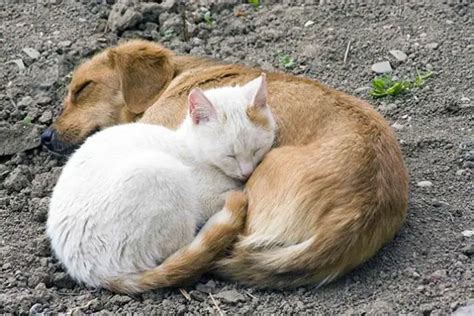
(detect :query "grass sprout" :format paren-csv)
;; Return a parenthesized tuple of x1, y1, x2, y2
(248, 0, 260, 8)
(203, 11, 214, 26)
(370, 70, 433, 98)
(278, 54, 295, 69)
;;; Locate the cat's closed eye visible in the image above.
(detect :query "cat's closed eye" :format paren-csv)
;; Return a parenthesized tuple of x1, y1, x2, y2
(253, 148, 264, 156)
(226, 154, 236, 159)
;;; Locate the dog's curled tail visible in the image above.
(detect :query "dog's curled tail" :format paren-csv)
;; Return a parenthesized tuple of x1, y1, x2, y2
(214, 206, 403, 289)
(106, 191, 248, 294)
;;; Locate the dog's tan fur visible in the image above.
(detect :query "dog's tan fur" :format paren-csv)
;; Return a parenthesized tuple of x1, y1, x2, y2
(51, 40, 409, 290)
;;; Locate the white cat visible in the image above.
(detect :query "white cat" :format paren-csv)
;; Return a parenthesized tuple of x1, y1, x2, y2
(46, 74, 276, 293)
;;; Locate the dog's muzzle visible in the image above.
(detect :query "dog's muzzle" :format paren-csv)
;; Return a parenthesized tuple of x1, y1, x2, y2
(41, 127, 74, 155)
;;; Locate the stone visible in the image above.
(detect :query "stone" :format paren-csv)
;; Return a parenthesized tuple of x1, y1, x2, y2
(31, 198, 49, 222)
(196, 280, 216, 293)
(36, 94, 52, 106)
(33, 64, 59, 90)
(144, 22, 158, 33)
(108, 4, 143, 33)
(3, 167, 29, 192)
(52, 272, 76, 289)
(214, 290, 246, 304)
(463, 161, 474, 168)
(29, 303, 43, 314)
(420, 303, 436, 314)
(28, 270, 50, 288)
(0, 122, 42, 156)
(22, 47, 40, 59)
(371, 61, 392, 74)
(417, 180, 433, 187)
(34, 235, 51, 257)
(226, 18, 247, 35)
(38, 110, 53, 124)
(429, 269, 447, 282)
(157, 0, 178, 13)
(389, 49, 408, 62)
(304, 20, 315, 27)
(461, 230, 474, 237)
(58, 40, 72, 48)
(456, 169, 468, 176)
(461, 244, 474, 255)
(453, 300, 474, 316)
(354, 86, 370, 94)
(431, 199, 446, 207)
(391, 122, 404, 130)
(6, 58, 26, 71)
(378, 103, 398, 112)
(110, 294, 132, 305)
(425, 42, 439, 50)
(189, 290, 206, 302)
(464, 151, 474, 162)
(139, 3, 163, 22)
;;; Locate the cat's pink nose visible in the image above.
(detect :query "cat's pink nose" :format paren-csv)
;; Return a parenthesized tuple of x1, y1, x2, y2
(239, 162, 254, 179)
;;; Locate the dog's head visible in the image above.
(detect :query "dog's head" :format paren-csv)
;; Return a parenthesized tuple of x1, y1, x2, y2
(42, 40, 175, 155)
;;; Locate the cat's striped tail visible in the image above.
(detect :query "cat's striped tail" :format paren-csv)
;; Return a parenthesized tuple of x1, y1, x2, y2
(106, 191, 247, 294)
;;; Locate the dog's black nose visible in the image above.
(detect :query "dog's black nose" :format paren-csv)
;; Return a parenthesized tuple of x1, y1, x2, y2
(41, 128, 55, 145)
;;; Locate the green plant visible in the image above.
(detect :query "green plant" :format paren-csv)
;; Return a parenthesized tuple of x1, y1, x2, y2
(162, 29, 175, 41)
(369, 70, 433, 98)
(203, 11, 214, 26)
(278, 54, 295, 69)
(248, 0, 260, 8)
(22, 116, 32, 125)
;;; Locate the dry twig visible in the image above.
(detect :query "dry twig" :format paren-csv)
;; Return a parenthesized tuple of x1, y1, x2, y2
(209, 293, 224, 316)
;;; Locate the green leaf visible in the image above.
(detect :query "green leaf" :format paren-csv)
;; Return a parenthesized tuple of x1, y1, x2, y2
(248, 0, 260, 8)
(203, 11, 214, 25)
(372, 79, 386, 90)
(369, 70, 434, 98)
(162, 29, 175, 41)
(278, 54, 295, 69)
(23, 116, 32, 125)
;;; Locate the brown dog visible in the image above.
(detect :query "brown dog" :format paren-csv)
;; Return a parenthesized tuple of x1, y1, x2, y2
(43, 40, 408, 291)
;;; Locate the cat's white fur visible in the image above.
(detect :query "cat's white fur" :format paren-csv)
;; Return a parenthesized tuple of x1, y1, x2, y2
(47, 75, 275, 289)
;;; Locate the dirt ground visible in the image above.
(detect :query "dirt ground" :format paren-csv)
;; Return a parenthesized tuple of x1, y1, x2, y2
(0, 1, 473, 314)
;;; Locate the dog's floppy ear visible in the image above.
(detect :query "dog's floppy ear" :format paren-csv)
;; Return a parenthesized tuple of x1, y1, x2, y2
(108, 41, 175, 114)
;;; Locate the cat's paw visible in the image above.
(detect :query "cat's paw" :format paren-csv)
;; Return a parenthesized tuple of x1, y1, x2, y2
(224, 191, 248, 225)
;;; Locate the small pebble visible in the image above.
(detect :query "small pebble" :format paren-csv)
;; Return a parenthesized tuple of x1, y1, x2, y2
(23, 47, 40, 59)
(371, 61, 392, 74)
(354, 86, 370, 94)
(52, 272, 76, 289)
(29, 303, 43, 314)
(417, 180, 433, 187)
(391, 122, 404, 130)
(429, 269, 447, 282)
(456, 169, 468, 176)
(214, 290, 246, 304)
(461, 230, 474, 237)
(425, 42, 439, 50)
(389, 49, 407, 62)
(461, 244, 474, 255)
(39, 110, 53, 124)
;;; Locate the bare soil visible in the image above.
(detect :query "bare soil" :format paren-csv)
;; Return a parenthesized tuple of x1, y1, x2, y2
(0, 1, 472, 314)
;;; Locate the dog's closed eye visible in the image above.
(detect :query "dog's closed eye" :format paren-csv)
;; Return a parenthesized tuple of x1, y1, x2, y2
(72, 80, 94, 102)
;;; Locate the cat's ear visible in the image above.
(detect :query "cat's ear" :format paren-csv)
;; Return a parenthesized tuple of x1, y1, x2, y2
(188, 88, 217, 124)
(245, 73, 267, 108)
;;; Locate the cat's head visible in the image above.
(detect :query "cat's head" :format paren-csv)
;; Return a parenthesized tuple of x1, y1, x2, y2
(183, 74, 276, 181)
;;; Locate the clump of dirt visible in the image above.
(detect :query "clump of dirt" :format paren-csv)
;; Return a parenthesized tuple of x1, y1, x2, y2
(0, 1, 472, 314)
